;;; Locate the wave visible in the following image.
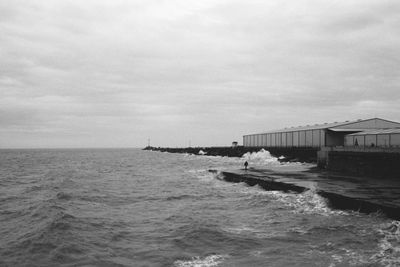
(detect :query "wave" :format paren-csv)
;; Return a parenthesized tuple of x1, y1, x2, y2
(8, 208, 78, 261)
(222, 185, 346, 217)
(266, 189, 348, 216)
(241, 149, 279, 165)
(166, 194, 197, 201)
(371, 220, 400, 266)
(0, 195, 21, 203)
(24, 185, 45, 193)
(208, 173, 342, 217)
(222, 225, 281, 239)
(302, 220, 400, 266)
(56, 192, 73, 200)
(29, 206, 76, 237)
(173, 224, 262, 253)
(47, 212, 76, 232)
(174, 254, 227, 267)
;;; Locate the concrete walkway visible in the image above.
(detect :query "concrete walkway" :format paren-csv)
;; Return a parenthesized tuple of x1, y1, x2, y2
(210, 167, 400, 220)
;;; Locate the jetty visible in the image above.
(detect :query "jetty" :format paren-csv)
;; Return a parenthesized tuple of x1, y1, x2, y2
(210, 167, 400, 220)
(143, 146, 317, 162)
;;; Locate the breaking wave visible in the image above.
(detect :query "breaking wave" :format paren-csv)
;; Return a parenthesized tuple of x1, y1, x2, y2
(209, 169, 344, 217)
(372, 220, 400, 266)
(241, 149, 279, 165)
(173, 254, 227, 267)
(266, 189, 348, 216)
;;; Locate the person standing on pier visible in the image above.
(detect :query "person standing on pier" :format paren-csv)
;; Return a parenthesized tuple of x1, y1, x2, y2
(244, 161, 248, 170)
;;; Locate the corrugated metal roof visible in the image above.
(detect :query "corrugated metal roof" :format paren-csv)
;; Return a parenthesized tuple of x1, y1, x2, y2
(326, 128, 367, 132)
(254, 119, 364, 134)
(347, 128, 400, 136)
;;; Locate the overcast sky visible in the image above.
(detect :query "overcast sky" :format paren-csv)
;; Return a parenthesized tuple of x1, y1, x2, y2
(1, 0, 400, 148)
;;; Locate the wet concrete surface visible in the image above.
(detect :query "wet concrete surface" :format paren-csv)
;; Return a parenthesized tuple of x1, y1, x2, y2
(210, 166, 400, 220)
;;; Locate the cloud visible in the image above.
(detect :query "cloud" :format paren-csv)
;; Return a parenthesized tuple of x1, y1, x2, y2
(0, 0, 400, 148)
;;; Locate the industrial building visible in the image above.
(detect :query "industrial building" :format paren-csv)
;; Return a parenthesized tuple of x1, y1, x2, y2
(243, 118, 400, 148)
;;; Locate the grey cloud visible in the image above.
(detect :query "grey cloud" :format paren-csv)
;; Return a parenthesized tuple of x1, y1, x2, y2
(0, 0, 399, 147)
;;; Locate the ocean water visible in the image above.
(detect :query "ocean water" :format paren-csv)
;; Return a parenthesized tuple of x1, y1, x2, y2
(0, 148, 399, 267)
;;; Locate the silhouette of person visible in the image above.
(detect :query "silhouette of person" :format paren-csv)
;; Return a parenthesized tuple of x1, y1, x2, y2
(244, 161, 248, 170)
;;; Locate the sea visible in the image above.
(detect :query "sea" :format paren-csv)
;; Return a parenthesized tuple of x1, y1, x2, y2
(0, 148, 399, 267)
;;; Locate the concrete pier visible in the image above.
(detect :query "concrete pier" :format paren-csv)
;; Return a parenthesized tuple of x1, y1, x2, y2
(210, 167, 400, 220)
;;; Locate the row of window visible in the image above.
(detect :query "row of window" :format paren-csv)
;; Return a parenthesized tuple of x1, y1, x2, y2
(243, 130, 326, 147)
(345, 134, 400, 147)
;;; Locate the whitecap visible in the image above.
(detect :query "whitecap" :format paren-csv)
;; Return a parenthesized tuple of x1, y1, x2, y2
(371, 220, 400, 266)
(174, 254, 227, 267)
(265, 189, 348, 216)
(222, 225, 280, 239)
(241, 149, 279, 166)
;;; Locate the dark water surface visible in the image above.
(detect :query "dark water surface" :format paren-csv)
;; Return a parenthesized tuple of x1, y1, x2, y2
(1, 149, 399, 267)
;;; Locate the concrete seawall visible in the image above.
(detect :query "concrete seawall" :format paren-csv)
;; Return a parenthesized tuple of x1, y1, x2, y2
(318, 147, 400, 179)
(210, 168, 400, 220)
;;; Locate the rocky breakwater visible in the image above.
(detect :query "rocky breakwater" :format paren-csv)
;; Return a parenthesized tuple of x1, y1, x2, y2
(143, 146, 251, 157)
(143, 146, 318, 163)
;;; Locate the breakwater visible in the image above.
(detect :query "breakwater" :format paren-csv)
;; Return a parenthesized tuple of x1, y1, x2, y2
(145, 146, 400, 179)
(143, 146, 318, 162)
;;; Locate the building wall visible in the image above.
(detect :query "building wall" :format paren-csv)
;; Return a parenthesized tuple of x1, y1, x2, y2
(345, 133, 400, 147)
(243, 129, 328, 148)
(287, 132, 293, 147)
(305, 130, 312, 146)
(312, 130, 320, 147)
(365, 135, 376, 146)
(326, 131, 347, 146)
(377, 135, 390, 147)
(345, 135, 354, 146)
(299, 131, 306, 146)
(282, 132, 287, 147)
(357, 136, 365, 146)
(293, 131, 299, 147)
(277, 133, 282, 147)
(391, 134, 400, 146)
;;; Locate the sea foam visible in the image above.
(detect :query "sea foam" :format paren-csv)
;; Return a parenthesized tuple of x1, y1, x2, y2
(241, 149, 279, 165)
(174, 254, 227, 267)
(371, 220, 400, 266)
(266, 189, 348, 216)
